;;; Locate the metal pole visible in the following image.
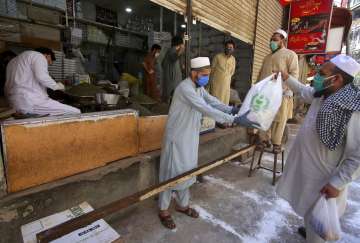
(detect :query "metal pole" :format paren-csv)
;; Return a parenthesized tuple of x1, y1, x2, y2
(250, 0, 261, 84)
(185, 0, 192, 75)
(72, 0, 76, 28)
(174, 12, 177, 36)
(199, 22, 202, 56)
(160, 7, 163, 32)
(64, 0, 69, 27)
(346, 0, 351, 55)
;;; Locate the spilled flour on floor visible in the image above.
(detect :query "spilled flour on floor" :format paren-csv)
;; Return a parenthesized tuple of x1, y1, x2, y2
(193, 205, 244, 241)
(202, 175, 235, 190)
(202, 174, 300, 242)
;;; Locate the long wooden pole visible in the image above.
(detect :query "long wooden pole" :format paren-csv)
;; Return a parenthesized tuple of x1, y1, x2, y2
(36, 145, 255, 243)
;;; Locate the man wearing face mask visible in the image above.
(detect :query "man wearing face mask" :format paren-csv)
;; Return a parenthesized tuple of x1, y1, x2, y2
(276, 55, 360, 243)
(257, 29, 299, 153)
(158, 57, 259, 229)
(143, 44, 162, 101)
(162, 36, 185, 103)
(209, 40, 236, 105)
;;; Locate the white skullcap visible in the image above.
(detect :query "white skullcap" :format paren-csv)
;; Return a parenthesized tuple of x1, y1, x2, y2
(330, 54, 360, 77)
(191, 57, 210, 69)
(274, 29, 288, 39)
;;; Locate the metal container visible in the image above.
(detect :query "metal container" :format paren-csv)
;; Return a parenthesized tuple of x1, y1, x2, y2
(95, 93, 120, 106)
(118, 89, 130, 98)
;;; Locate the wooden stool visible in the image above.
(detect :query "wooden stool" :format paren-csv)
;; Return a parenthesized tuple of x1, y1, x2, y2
(248, 147, 285, 185)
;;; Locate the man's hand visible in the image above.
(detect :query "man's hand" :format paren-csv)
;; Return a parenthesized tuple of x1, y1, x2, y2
(320, 183, 340, 199)
(55, 82, 65, 91)
(273, 71, 289, 82)
(177, 44, 185, 55)
(233, 110, 260, 129)
(231, 106, 240, 115)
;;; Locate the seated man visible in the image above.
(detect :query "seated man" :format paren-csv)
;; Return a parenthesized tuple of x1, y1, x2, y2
(5, 47, 80, 116)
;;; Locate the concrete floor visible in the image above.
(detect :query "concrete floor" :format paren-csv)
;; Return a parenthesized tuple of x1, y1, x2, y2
(109, 161, 360, 243)
(2, 126, 360, 242)
(110, 128, 360, 243)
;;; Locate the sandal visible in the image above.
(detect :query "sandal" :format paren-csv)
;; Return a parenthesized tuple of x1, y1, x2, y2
(273, 144, 282, 154)
(297, 226, 306, 239)
(176, 207, 199, 218)
(158, 213, 176, 229)
(256, 140, 270, 151)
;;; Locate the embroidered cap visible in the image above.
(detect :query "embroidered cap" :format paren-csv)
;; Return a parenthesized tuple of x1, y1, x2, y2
(274, 29, 288, 39)
(330, 54, 360, 78)
(191, 57, 210, 69)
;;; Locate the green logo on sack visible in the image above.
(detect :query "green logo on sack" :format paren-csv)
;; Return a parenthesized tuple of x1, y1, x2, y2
(250, 94, 270, 112)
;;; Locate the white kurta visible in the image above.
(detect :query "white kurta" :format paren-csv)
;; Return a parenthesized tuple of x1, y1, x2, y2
(276, 76, 360, 217)
(159, 78, 234, 190)
(5, 51, 80, 116)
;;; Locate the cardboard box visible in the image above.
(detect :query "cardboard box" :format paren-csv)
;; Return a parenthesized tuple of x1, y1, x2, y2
(27, 6, 61, 25)
(21, 202, 121, 243)
(20, 23, 61, 42)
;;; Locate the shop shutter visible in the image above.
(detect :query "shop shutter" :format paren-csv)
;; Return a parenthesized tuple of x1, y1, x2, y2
(149, 0, 186, 13)
(252, 0, 283, 83)
(192, 0, 257, 44)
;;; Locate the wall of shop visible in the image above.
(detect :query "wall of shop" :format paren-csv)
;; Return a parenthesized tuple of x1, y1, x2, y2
(350, 6, 360, 62)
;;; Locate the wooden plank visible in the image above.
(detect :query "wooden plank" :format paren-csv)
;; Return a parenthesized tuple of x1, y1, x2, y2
(36, 145, 256, 243)
(3, 113, 138, 192)
(138, 115, 167, 153)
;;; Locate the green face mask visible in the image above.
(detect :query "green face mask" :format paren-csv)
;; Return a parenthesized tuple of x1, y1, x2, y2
(270, 41, 279, 52)
(313, 73, 336, 92)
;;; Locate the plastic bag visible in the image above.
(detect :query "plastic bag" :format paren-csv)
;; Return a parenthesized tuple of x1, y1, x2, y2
(309, 195, 341, 241)
(238, 73, 283, 131)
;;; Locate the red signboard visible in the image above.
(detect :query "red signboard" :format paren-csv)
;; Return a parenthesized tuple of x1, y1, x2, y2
(287, 0, 334, 54)
(279, 0, 293, 6)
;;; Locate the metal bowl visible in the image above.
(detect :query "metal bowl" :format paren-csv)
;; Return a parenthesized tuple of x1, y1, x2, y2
(95, 93, 120, 106)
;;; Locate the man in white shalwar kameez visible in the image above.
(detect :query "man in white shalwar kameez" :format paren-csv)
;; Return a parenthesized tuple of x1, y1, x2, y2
(158, 57, 259, 229)
(5, 48, 81, 116)
(276, 55, 360, 243)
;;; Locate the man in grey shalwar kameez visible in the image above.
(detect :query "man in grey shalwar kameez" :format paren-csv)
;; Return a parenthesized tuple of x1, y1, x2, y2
(158, 57, 259, 229)
(276, 55, 360, 243)
(162, 36, 185, 103)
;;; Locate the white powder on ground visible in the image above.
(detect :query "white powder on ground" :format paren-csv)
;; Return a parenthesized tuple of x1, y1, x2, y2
(338, 233, 360, 243)
(193, 205, 244, 241)
(344, 199, 360, 229)
(203, 175, 301, 242)
(231, 161, 242, 166)
(350, 181, 360, 190)
(203, 175, 235, 190)
(241, 191, 263, 203)
(241, 198, 299, 243)
(201, 174, 360, 242)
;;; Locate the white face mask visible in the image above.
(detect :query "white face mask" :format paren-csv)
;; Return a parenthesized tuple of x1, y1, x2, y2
(155, 52, 160, 58)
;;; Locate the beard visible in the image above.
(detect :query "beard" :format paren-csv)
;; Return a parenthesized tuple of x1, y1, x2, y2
(313, 87, 333, 98)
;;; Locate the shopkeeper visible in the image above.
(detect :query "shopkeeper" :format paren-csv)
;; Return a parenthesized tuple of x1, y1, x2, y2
(5, 47, 81, 116)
